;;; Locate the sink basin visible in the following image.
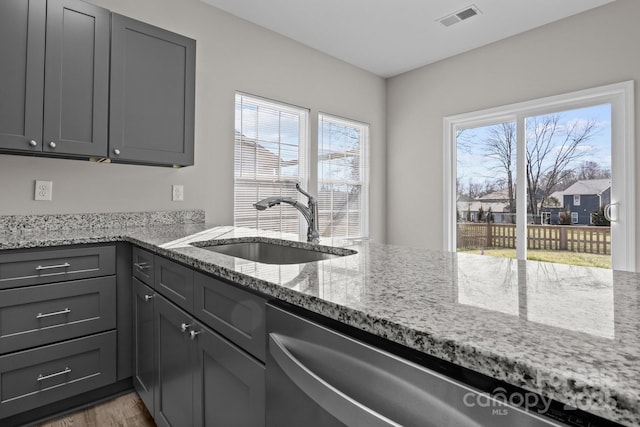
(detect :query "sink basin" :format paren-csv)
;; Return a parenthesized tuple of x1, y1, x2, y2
(194, 240, 355, 264)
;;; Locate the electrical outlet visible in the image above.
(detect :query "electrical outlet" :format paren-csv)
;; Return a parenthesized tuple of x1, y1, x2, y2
(34, 180, 53, 201)
(172, 185, 184, 201)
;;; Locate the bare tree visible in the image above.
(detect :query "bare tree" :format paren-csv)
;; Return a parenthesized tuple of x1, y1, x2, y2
(483, 122, 516, 215)
(577, 160, 611, 180)
(526, 114, 598, 218)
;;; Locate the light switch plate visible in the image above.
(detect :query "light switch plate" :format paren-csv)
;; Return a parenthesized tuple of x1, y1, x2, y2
(35, 180, 53, 201)
(172, 185, 184, 201)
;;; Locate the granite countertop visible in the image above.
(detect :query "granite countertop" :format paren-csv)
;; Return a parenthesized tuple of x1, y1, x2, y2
(0, 212, 638, 426)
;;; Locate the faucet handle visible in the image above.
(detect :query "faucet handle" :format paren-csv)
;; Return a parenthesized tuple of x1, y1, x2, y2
(295, 183, 314, 201)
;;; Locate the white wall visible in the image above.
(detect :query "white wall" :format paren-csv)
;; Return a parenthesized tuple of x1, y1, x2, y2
(386, 0, 640, 261)
(0, 0, 387, 241)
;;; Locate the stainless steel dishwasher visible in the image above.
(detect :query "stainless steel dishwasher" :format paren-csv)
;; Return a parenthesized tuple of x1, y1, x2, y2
(266, 302, 566, 427)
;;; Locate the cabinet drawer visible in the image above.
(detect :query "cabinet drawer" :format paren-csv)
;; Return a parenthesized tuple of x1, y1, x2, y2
(0, 331, 116, 418)
(132, 246, 154, 285)
(0, 276, 116, 354)
(155, 256, 194, 311)
(0, 246, 115, 289)
(194, 272, 266, 361)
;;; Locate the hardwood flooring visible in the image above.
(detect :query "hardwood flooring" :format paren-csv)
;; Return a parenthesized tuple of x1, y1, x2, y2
(37, 393, 155, 427)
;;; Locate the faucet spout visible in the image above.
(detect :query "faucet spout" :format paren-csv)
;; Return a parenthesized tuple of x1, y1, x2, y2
(253, 184, 320, 243)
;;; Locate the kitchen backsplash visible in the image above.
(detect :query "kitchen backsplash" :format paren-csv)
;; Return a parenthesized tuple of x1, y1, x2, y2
(0, 210, 205, 233)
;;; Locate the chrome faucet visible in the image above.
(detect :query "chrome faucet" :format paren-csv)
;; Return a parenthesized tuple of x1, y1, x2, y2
(254, 183, 320, 243)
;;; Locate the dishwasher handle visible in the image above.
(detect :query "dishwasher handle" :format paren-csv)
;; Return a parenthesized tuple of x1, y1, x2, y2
(269, 333, 401, 427)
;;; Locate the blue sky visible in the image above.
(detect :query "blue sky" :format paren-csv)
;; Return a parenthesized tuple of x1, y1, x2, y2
(457, 103, 611, 191)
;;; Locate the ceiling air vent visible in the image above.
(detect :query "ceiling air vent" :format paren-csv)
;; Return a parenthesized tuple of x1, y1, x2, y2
(437, 5, 481, 27)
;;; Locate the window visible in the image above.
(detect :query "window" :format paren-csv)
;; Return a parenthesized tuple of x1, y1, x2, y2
(318, 114, 369, 239)
(234, 95, 370, 240)
(573, 195, 581, 206)
(234, 93, 309, 235)
(541, 212, 551, 225)
(445, 81, 635, 271)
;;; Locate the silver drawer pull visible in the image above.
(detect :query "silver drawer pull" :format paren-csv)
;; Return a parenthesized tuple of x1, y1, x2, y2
(144, 294, 155, 302)
(180, 323, 192, 333)
(37, 366, 71, 382)
(189, 330, 201, 340)
(36, 262, 71, 271)
(37, 308, 71, 319)
(134, 262, 150, 271)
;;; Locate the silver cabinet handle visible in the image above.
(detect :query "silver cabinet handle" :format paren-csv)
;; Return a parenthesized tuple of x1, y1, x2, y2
(189, 330, 201, 340)
(134, 262, 150, 271)
(36, 308, 71, 319)
(37, 366, 71, 381)
(181, 323, 192, 332)
(144, 294, 155, 302)
(49, 141, 56, 149)
(36, 262, 71, 271)
(29, 140, 38, 147)
(269, 333, 400, 427)
(113, 148, 121, 155)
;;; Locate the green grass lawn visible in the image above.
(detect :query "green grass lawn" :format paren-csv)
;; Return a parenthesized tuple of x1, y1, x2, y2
(459, 248, 611, 269)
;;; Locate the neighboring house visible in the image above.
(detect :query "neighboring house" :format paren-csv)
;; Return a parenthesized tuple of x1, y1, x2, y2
(457, 188, 513, 223)
(540, 179, 611, 225)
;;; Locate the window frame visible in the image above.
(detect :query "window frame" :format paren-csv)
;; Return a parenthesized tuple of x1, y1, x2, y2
(317, 113, 370, 239)
(573, 195, 581, 206)
(443, 81, 635, 271)
(233, 92, 310, 237)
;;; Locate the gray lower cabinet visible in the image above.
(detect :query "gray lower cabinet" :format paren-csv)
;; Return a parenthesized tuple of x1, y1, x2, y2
(193, 317, 265, 427)
(133, 278, 156, 415)
(0, 244, 123, 423)
(109, 14, 196, 166)
(0, 331, 116, 418)
(133, 258, 266, 427)
(0, 276, 116, 354)
(0, 0, 109, 157)
(154, 295, 195, 427)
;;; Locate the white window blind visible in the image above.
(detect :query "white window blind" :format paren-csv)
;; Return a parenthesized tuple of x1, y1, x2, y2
(234, 93, 309, 235)
(318, 114, 369, 239)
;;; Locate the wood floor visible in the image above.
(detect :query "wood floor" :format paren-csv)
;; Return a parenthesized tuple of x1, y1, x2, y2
(37, 393, 156, 427)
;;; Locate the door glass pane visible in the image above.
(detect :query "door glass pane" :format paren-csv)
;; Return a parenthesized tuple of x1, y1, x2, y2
(525, 104, 611, 268)
(456, 122, 517, 259)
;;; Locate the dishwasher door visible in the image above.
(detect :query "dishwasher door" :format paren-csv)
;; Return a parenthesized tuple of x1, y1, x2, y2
(266, 303, 563, 427)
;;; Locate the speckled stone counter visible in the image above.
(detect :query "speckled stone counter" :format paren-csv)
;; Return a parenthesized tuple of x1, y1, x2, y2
(0, 218, 638, 426)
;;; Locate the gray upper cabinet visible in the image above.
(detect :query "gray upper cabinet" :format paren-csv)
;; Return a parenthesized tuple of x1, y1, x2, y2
(0, 0, 109, 157)
(110, 14, 196, 167)
(0, 0, 46, 152)
(43, 0, 110, 157)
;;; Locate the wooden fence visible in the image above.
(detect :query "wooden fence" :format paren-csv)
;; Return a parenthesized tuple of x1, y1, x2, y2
(457, 223, 611, 255)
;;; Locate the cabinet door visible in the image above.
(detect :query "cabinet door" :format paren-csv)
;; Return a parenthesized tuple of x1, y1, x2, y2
(110, 14, 195, 166)
(133, 278, 156, 416)
(194, 273, 266, 361)
(155, 256, 194, 312)
(193, 322, 265, 427)
(0, 0, 45, 152)
(154, 296, 194, 427)
(42, 0, 109, 157)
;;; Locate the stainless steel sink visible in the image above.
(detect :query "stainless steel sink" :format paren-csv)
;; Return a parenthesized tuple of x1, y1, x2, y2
(194, 240, 355, 264)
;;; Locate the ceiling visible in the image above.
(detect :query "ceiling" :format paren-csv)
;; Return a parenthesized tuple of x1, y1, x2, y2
(200, 0, 616, 78)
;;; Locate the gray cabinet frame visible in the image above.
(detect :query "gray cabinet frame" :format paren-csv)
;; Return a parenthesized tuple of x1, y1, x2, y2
(0, 0, 46, 152)
(43, 0, 110, 157)
(109, 14, 195, 166)
(0, 0, 109, 157)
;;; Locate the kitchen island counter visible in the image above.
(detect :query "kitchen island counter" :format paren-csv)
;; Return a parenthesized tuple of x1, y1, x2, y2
(1, 215, 637, 426)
